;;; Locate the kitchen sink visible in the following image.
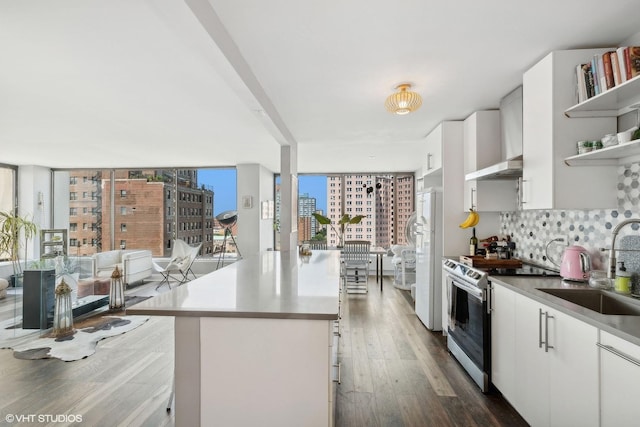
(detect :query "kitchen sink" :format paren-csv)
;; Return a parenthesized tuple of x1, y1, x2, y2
(537, 288, 640, 316)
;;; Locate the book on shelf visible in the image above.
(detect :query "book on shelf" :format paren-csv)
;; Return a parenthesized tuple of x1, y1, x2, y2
(611, 50, 622, 86)
(590, 56, 600, 96)
(575, 47, 640, 104)
(630, 46, 640, 79)
(598, 54, 606, 93)
(616, 47, 628, 83)
(576, 63, 591, 103)
(603, 51, 615, 90)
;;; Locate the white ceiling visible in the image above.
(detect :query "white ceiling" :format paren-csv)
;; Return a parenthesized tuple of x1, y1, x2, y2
(1, 0, 638, 174)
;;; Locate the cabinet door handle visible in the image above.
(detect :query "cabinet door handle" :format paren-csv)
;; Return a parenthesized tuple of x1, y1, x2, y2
(333, 363, 341, 384)
(597, 343, 640, 367)
(471, 187, 476, 211)
(545, 312, 554, 352)
(487, 285, 493, 314)
(539, 308, 544, 348)
(520, 179, 527, 205)
(427, 153, 433, 170)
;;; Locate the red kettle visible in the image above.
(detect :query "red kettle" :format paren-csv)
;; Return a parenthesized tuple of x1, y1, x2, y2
(560, 245, 591, 281)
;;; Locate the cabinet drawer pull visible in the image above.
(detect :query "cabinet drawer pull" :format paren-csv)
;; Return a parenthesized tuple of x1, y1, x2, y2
(597, 343, 640, 367)
(544, 312, 554, 352)
(332, 363, 341, 384)
(538, 308, 544, 348)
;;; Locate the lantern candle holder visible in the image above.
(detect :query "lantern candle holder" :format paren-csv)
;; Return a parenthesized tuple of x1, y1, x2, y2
(53, 279, 74, 337)
(109, 265, 125, 311)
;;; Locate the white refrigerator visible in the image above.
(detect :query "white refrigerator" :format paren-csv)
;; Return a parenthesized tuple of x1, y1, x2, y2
(415, 188, 443, 331)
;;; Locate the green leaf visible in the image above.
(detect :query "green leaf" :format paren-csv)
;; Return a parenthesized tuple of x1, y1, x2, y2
(337, 214, 351, 225)
(312, 213, 332, 225)
(349, 215, 366, 224)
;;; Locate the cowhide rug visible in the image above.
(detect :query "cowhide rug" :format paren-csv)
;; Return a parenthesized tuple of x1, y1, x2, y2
(0, 311, 149, 362)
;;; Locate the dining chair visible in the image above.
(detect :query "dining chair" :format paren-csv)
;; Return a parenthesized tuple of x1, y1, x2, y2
(303, 240, 327, 250)
(341, 240, 371, 294)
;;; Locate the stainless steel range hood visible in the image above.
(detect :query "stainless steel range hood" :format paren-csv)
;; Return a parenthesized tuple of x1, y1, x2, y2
(466, 86, 523, 181)
(465, 157, 523, 181)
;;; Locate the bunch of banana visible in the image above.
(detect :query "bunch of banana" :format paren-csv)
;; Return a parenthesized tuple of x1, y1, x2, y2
(459, 209, 480, 229)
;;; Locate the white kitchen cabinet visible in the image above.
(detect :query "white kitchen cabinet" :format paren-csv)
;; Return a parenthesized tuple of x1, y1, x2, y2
(513, 293, 599, 427)
(547, 303, 599, 427)
(423, 124, 443, 177)
(599, 330, 640, 426)
(490, 283, 516, 401)
(513, 295, 550, 427)
(419, 121, 467, 255)
(522, 49, 618, 209)
(420, 121, 467, 333)
(463, 111, 518, 212)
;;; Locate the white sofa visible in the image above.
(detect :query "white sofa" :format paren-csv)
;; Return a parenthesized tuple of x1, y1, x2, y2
(92, 249, 153, 287)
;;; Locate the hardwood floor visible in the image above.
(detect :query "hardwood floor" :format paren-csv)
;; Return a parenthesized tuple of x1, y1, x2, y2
(0, 277, 526, 426)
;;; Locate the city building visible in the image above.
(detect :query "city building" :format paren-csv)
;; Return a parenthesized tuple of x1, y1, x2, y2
(326, 174, 414, 247)
(68, 169, 214, 257)
(297, 192, 317, 243)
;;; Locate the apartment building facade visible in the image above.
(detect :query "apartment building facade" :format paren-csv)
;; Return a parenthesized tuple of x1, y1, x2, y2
(68, 169, 214, 257)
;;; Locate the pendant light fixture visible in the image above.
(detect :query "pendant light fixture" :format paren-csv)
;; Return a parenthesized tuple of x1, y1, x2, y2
(385, 83, 422, 115)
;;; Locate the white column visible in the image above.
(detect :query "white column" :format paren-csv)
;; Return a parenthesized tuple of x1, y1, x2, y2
(279, 145, 298, 251)
(236, 163, 276, 256)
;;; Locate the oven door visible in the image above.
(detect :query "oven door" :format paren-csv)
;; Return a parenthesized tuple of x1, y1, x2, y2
(447, 274, 488, 372)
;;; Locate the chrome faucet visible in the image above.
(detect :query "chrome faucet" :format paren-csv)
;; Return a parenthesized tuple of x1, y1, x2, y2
(608, 218, 640, 279)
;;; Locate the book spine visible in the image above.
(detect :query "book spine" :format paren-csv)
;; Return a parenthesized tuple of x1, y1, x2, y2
(603, 51, 615, 89)
(598, 54, 607, 92)
(586, 65, 595, 99)
(576, 64, 586, 103)
(616, 47, 627, 82)
(624, 47, 632, 78)
(630, 46, 640, 79)
(611, 51, 621, 86)
(591, 56, 600, 95)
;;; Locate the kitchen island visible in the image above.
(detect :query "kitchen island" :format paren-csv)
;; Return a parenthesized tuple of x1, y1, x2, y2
(128, 250, 341, 427)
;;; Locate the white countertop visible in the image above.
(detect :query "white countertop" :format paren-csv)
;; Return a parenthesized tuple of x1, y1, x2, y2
(127, 250, 341, 320)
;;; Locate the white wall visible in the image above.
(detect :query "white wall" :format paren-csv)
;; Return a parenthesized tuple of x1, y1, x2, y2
(236, 164, 275, 256)
(18, 165, 51, 260)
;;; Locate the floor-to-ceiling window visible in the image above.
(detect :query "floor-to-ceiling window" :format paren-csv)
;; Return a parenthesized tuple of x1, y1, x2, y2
(52, 168, 236, 259)
(274, 173, 414, 250)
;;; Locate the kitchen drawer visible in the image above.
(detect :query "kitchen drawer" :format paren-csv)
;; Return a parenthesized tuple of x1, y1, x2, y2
(599, 330, 640, 426)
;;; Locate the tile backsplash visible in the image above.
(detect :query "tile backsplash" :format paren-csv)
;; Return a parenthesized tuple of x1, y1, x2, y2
(500, 163, 640, 273)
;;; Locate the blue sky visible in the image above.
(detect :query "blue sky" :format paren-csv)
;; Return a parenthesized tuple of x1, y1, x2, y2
(199, 169, 327, 215)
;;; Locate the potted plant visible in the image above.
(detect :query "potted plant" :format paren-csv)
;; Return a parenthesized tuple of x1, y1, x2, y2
(0, 211, 38, 286)
(312, 213, 366, 247)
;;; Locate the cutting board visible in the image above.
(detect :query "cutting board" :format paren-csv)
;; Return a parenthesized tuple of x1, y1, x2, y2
(459, 255, 523, 269)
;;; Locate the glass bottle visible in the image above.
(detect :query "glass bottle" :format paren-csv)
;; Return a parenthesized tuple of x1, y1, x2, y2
(469, 227, 478, 256)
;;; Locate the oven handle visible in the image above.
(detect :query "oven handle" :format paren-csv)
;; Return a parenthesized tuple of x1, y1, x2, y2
(487, 284, 492, 314)
(448, 275, 483, 301)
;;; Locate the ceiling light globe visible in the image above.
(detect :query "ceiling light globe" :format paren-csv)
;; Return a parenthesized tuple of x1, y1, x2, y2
(385, 83, 422, 115)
